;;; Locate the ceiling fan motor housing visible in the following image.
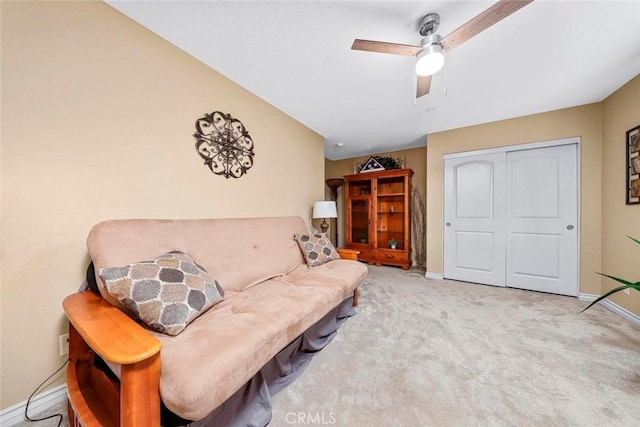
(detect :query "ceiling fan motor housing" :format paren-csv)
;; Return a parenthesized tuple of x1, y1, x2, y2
(421, 34, 442, 49)
(417, 13, 440, 36)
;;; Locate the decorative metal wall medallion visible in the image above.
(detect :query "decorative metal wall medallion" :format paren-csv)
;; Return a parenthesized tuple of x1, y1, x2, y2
(193, 111, 255, 179)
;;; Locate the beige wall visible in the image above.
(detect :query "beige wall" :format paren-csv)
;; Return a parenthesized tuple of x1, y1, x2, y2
(426, 104, 604, 295)
(601, 75, 640, 313)
(0, 1, 324, 409)
(325, 147, 427, 263)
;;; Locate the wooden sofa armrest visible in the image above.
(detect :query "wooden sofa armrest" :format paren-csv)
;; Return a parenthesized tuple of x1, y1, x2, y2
(63, 291, 162, 427)
(63, 291, 161, 364)
(336, 248, 360, 260)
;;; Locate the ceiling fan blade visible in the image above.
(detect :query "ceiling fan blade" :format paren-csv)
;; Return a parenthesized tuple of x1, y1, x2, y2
(416, 75, 432, 98)
(352, 39, 422, 57)
(441, 0, 534, 52)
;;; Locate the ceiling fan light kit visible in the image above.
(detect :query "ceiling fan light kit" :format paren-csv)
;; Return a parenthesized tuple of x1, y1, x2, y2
(415, 35, 444, 76)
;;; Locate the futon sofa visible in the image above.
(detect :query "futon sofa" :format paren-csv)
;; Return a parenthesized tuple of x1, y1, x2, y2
(63, 216, 367, 426)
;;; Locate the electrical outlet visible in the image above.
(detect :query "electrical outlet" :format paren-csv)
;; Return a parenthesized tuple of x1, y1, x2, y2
(59, 334, 69, 356)
(623, 288, 630, 295)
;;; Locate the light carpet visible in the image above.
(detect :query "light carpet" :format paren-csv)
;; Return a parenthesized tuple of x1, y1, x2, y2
(270, 265, 640, 426)
(15, 266, 640, 426)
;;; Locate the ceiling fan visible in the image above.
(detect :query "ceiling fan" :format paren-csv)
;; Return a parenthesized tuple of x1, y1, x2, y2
(351, 0, 534, 98)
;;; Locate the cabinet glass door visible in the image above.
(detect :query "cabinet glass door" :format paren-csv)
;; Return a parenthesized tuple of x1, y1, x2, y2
(349, 199, 370, 245)
(347, 178, 372, 246)
(377, 176, 405, 250)
(348, 179, 371, 198)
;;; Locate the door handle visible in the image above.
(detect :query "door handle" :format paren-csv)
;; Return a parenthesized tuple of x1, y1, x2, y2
(566, 225, 574, 230)
(446, 222, 451, 227)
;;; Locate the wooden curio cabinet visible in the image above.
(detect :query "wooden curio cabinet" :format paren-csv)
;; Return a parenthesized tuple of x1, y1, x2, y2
(344, 168, 413, 269)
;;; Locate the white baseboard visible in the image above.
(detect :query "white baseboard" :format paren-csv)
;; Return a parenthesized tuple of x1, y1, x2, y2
(577, 293, 640, 326)
(0, 384, 67, 426)
(600, 299, 640, 326)
(425, 272, 444, 280)
(577, 292, 597, 302)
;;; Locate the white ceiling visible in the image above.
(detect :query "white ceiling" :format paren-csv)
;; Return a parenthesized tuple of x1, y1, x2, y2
(107, 0, 640, 160)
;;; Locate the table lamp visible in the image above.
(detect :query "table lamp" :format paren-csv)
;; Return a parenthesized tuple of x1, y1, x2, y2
(312, 201, 337, 234)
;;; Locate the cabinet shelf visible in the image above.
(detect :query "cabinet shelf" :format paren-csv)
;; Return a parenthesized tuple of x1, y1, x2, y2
(377, 211, 404, 214)
(344, 168, 413, 270)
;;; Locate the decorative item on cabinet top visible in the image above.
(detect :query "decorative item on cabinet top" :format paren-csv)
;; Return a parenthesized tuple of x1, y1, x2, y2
(354, 155, 404, 174)
(193, 111, 255, 179)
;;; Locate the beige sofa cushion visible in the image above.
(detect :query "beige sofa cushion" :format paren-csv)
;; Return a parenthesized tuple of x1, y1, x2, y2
(155, 259, 367, 420)
(103, 258, 367, 421)
(88, 217, 308, 313)
(285, 258, 368, 294)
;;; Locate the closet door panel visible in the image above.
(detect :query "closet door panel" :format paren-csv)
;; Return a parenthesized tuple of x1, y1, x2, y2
(444, 153, 506, 287)
(506, 144, 578, 296)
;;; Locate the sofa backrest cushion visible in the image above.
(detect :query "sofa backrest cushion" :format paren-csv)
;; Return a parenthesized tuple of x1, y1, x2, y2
(87, 217, 308, 313)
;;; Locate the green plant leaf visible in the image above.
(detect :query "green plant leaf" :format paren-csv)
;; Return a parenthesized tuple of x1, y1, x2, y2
(581, 279, 640, 312)
(596, 272, 636, 288)
(580, 236, 639, 313)
(580, 284, 638, 313)
(627, 235, 640, 245)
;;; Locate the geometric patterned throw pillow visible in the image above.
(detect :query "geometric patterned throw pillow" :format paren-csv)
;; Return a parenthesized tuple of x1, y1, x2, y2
(294, 233, 341, 267)
(98, 251, 224, 336)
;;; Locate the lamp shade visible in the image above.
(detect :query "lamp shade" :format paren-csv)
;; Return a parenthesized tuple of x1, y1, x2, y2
(312, 201, 337, 219)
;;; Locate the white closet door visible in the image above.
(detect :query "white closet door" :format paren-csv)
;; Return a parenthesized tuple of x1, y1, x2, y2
(505, 144, 578, 296)
(444, 153, 506, 287)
